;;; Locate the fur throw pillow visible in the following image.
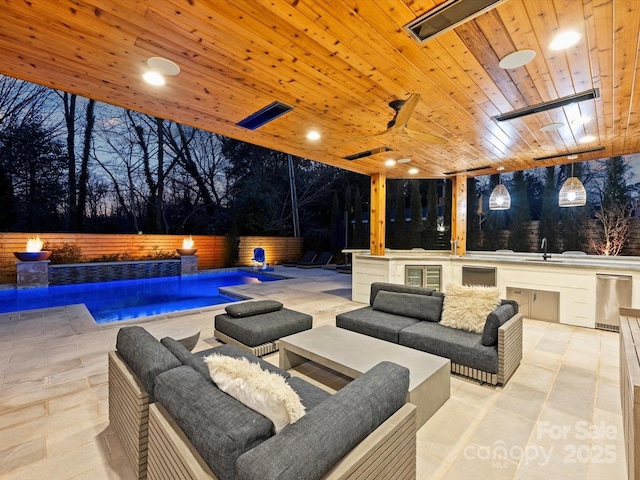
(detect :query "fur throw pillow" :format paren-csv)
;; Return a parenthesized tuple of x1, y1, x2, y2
(204, 354, 305, 433)
(440, 284, 500, 333)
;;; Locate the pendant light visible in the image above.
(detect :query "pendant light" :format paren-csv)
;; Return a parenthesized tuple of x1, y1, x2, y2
(489, 175, 511, 210)
(558, 161, 587, 207)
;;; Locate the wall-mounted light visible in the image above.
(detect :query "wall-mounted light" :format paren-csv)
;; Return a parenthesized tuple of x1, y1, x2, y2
(489, 175, 510, 210)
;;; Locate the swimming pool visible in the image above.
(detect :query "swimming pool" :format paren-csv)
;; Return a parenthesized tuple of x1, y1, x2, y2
(0, 270, 282, 323)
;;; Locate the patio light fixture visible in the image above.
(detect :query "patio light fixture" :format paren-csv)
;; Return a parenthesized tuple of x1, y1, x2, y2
(558, 161, 586, 207)
(489, 175, 510, 210)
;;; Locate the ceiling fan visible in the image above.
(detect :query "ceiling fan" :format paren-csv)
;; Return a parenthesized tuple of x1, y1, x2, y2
(341, 93, 446, 160)
(382, 93, 447, 144)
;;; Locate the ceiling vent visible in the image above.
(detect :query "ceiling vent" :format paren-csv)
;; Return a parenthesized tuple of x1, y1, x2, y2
(443, 165, 492, 175)
(343, 146, 392, 161)
(236, 101, 293, 130)
(533, 146, 605, 162)
(405, 0, 507, 44)
(494, 89, 600, 122)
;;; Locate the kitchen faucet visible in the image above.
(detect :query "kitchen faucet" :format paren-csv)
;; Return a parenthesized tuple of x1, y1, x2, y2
(541, 237, 550, 260)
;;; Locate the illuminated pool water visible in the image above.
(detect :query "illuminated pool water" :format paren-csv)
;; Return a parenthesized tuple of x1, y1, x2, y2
(0, 270, 282, 323)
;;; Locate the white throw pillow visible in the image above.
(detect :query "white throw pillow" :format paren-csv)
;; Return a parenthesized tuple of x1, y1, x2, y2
(204, 354, 305, 433)
(440, 283, 500, 333)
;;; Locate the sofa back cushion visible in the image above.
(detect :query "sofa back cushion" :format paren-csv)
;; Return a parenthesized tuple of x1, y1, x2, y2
(154, 366, 273, 480)
(372, 290, 443, 322)
(235, 361, 409, 480)
(369, 282, 434, 305)
(116, 326, 181, 402)
(225, 300, 283, 318)
(481, 304, 516, 346)
(500, 299, 519, 314)
(440, 284, 500, 333)
(161, 338, 292, 380)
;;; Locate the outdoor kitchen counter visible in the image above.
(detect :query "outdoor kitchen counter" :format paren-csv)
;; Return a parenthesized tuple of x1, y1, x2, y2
(346, 249, 640, 328)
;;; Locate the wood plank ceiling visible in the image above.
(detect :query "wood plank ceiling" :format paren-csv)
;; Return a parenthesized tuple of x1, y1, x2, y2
(0, 0, 638, 179)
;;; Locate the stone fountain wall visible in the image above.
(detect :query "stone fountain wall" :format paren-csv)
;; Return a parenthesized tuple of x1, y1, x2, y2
(48, 259, 182, 285)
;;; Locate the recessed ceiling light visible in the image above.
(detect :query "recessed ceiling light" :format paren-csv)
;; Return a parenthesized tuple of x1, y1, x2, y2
(385, 159, 396, 167)
(540, 123, 564, 132)
(143, 71, 165, 86)
(549, 31, 582, 50)
(579, 135, 596, 143)
(398, 158, 411, 164)
(496, 166, 505, 171)
(567, 154, 578, 160)
(306, 131, 320, 141)
(147, 57, 180, 76)
(571, 115, 591, 126)
(498, 49, 536, 69)
(408, 167, 419, 175)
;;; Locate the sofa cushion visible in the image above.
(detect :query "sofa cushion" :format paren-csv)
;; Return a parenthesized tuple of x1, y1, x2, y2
(369, 282, 434, 305)
(399, 322, 499, 374)
(285, 377, 332, 411)
(235, 361, 409, 480)
(116, 326, 181, 402)
(440, 284, 500, 333)
(225, 300, 283, 318)
(155, 366, 273, 480)
(161, 338, 290, 379)
(372, 290, 443, 322)
(500, 299, 519, 314)
(481, 304, 516, 346)
(336, 306, 421, 343)
(204, 354, 305, 433)
(215, 309, 312, 347)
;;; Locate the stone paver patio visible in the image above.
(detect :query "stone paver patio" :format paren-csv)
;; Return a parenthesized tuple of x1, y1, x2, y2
(0, 267, 626, 479)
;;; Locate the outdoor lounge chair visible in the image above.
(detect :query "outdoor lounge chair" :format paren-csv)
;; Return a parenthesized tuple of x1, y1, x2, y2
(335, 264, 352, 274)
(251, 247, 267, 270)
(297, 251, 333, 268)
(281, 250, 316, 267)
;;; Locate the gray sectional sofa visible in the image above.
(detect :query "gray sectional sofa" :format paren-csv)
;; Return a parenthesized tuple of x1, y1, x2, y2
(336, 282, 523, 386)
(108, 326, 417, 480)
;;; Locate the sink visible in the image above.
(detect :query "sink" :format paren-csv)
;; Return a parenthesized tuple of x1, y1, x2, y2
(522, 258, 569, 264)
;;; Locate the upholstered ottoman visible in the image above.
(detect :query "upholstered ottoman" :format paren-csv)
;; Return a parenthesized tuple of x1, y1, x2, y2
(214, 300, 312, 356)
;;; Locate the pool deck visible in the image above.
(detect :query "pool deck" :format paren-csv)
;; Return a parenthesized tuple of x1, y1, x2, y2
(0, 267, 626, 479)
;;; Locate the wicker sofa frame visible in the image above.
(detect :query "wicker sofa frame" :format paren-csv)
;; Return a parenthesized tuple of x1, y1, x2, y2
(450, 312, 523, 385)
(109, 335, 418, 479)
(336, 282, 523, 387)
(147, 402, 417, 480)
(108, 351, 151, 479)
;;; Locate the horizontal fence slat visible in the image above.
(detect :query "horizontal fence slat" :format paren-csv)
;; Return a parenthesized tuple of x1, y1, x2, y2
(0, 234, 303, 284)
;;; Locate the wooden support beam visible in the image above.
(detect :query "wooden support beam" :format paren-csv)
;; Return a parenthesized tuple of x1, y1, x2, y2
(370, 173, 386, 256)
(451, 174, 467, 256)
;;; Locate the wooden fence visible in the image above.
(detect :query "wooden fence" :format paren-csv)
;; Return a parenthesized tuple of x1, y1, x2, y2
(0, 233, 304, 285)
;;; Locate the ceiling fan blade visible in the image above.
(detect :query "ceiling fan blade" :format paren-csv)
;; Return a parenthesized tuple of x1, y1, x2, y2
(390, 93, 421, 130)
(404, 128, 448, 144)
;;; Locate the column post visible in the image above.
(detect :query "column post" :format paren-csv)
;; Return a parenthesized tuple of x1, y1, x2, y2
(370, 173, 386, 256)
(451, 174, 467, 256)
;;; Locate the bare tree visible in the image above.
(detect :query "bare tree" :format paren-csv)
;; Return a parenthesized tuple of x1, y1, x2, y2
(590, 202, 634, 255)
(60, 92, 95, 230)
(589, 156, 637, 256)
(0, 75, 57, 130)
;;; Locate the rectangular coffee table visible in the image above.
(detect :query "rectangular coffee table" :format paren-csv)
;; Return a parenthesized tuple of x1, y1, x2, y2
(279, 325, 450, 428)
